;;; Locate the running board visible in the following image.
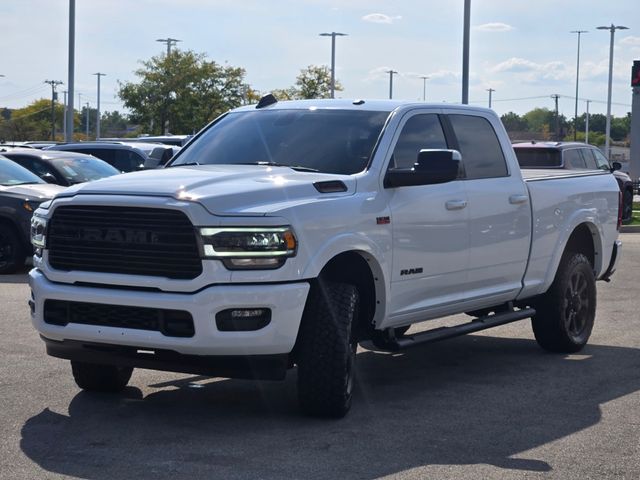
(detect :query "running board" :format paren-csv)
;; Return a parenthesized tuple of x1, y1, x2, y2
(379, 307, 536, 352)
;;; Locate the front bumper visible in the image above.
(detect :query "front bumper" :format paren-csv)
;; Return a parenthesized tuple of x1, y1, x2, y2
(29, 269, 310, 357)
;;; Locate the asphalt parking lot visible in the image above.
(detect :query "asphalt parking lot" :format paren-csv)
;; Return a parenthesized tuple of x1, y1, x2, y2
(1, 234, 639, 480)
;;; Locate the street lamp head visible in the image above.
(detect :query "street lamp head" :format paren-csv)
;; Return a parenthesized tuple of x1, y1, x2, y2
(597, 25, 629, 31)
(570, 30, 588, 34)
(319, 32, 348, 37)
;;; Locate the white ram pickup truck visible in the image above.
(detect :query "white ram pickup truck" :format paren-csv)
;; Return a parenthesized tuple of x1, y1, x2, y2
(28, 98, 621, 417)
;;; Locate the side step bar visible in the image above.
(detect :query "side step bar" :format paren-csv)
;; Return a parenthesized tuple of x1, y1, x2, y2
(376, 307, 536, 352)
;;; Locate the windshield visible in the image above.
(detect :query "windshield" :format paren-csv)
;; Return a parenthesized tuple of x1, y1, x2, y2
(0, 157, 45, 186)
(171, 109, 390, 175)
(49, 156, 120, 184)
(513, 148, 562, 168)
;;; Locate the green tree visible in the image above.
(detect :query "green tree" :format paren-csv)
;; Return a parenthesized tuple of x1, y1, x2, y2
(118, 49, 248, 135)
(295, 65, 342, 99)
(500, 112, 528, 132)
(100, 111, 130, 137)
(0, 99, 65, 141)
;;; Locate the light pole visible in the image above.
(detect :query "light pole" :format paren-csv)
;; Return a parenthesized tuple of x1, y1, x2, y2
(597, 24, 629, 159)
(156, 38, 181, 56)
(585, 99, 591, 143)
(486, 88, 495, 108)
(387, 70, 398, 99)
(62, 90, 67, 139)
(319, 32, 347, 99)
(462, 0, 471, 104)
(93, 72, 106, 139)
(551, 94, 560, 140)
(85, 102, 90, 138)
(65, 0, 75, 142)
(420, 76, 429, 101)
(571, 30, 588, 141)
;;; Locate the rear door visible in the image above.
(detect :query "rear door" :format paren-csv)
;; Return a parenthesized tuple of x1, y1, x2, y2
(444, 111, 531, 306)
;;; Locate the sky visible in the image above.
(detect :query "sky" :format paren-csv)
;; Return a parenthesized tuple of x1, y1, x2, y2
(1, 0, 639, 121)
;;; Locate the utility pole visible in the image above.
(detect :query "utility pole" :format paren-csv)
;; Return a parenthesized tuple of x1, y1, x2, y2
(85, 102, 90, 138)
(44, 80, 63, 140)
(585, 99, 591, 143)
(551, 94, 560, 141)
(156, 37, 181, 56)
(420, 76, 429, 101)
(319, 32, 348, 99)
(486, 88, 495, 108)
(62, 91, 67, 140)
(93, 72, 106, 139)
(65, 0, 75, 142)
(571, 30, 588, 140)
(462, 0, 471, 104)
(387, 70, 398, 99)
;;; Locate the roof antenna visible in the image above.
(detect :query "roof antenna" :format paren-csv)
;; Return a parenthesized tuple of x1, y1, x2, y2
(256, 93, 278, 109)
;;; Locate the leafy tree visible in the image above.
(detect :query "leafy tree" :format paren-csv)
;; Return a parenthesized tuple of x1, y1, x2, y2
(118, 49, 248, 135)
(500, 112, 528, 132)
(100, 111, 130, 137)
(269, 65, 343, 101)
(0, 99, 65, 141)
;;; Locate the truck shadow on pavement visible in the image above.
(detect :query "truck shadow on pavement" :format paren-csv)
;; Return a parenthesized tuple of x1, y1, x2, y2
(20, 335, 640, 479)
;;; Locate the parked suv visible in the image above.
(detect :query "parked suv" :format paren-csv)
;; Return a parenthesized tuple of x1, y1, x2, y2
(513, 141, 634, 223)
(0, 156, 64, 273)
(0, 148, 119, 186)
(46, 142, 150, 173)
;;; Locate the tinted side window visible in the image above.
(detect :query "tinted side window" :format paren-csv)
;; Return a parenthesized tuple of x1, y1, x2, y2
(564, 149, 586, 169)
(580, 149, 598, 169)
(591, 149, 611, 170)
(391, 114, 447, 169)
(448, 115, 507, 179)
(114, 150, 145, 172)
(77, 148, 116, 166)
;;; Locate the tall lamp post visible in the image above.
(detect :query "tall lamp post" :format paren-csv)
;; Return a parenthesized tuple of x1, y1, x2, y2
(597, 24, 629, 159)
(420, 76, 429, 101)
(156, 38, 181, 56)
(571, 30, 588, 140)
(93, 73, 106, 139)
(319, 32, 347, 99)
(387, 70, 398, 99)
(462, 0, 471, 104)
(65, 0, 75, 142)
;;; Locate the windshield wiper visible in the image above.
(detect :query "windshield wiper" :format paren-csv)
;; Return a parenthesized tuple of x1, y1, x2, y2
(167, 161, 200, 168)
(238, 162, 319, 172)
(2, 181, 42, 186)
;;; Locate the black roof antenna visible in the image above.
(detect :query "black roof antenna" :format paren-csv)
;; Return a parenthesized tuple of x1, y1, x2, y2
(256, 93, 278, 109)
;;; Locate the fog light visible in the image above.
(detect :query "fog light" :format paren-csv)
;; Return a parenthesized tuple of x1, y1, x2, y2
(216, 308, 271, 332)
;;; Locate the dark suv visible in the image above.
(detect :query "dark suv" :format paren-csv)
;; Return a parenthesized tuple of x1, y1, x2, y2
(0, 156, 65, 273)
(513, 141, 634, 223)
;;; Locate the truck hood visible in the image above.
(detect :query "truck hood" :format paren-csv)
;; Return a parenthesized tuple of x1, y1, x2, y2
(57, 165, 356, 216)
(0, 182, 65, 200)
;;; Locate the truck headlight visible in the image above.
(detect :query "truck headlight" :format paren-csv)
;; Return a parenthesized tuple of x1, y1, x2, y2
(199, 227, 297, 270)
(31, 214, 48, 249)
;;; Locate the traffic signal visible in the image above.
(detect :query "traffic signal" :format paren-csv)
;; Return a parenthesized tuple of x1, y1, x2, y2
(633, 60, 640, 87)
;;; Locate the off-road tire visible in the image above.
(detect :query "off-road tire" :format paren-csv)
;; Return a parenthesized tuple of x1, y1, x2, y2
(71, 361, 133, 392)
(0, 226, 25, 274)
(296, 281, 359, 418)
(531, 252, 596, 353)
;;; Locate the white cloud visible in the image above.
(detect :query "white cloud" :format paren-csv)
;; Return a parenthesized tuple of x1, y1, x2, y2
(362, 13, 401, 24)
(492, 57, 540, 73)
(474, 22, 514, 32)
(620, 36, 640, 47)
(491, 57, 570, 84)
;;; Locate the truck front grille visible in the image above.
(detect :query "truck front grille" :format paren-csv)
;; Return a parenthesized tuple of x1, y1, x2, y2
(44, 299, 195, 337)
(47, 206, 202, 279)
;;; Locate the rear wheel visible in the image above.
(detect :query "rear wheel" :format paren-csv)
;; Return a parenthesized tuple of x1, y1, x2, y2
(531, 252, 596, 353)
(71, 361, 133, 392)
(0, 226, 25, 274)
(296, 281, 359, 418)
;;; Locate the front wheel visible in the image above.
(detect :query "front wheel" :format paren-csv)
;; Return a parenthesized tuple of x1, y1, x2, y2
(531, 252, 596, 353)
(296, 281, 359, 418)
(0, 226, 25, 274)
(71, 361, 133, 392)
(622, 189, 633, 224)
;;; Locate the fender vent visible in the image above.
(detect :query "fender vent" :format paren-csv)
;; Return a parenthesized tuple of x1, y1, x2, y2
(313, 180, 348, 193)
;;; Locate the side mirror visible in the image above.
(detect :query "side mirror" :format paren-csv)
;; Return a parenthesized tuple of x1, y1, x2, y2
(611, 161, 622, 172)
(40, 173, 58, 184)
(384, 149, 461, 188)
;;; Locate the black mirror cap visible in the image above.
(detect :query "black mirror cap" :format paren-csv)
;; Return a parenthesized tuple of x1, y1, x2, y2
(41, 173, 58, 184)
(611, 161, 622, 171)
(384, 149, 461, 188)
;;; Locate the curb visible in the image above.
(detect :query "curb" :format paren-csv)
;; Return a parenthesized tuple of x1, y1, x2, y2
(620, 225, 640, 233)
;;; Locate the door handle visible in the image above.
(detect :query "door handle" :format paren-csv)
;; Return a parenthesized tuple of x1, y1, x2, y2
(509, 194, 529, 205)
(445, 200, 467, 210)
